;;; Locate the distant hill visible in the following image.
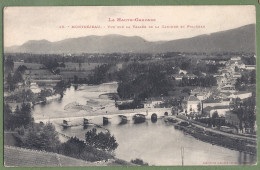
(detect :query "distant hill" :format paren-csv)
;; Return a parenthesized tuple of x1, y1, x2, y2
(155, 24, 256, 53)
(5, 24, 255, 54)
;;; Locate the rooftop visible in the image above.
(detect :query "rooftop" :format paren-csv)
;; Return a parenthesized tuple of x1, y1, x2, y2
(223, 85, 235, 88)
(233, 91, 252, 95)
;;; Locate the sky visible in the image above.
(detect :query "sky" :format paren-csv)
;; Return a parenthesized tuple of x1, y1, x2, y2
(4, 6, 256, 47)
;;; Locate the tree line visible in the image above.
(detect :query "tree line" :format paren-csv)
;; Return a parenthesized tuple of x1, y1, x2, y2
(117, 63, 174, 100)
(235, 70, 256, 91)
(229, 96, 256, 133)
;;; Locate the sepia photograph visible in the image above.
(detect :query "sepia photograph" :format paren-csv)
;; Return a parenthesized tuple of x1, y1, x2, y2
(3, 6, 257, 166)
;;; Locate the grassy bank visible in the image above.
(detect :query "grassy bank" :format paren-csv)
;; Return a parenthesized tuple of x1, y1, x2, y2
(174, 124, 257, 155)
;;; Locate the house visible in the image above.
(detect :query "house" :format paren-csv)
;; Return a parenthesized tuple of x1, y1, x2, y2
(175, 76, 183, 80)
(219, 61, 227, 65)
(143, 101, 152, 109)
(222, 70, 231, 76)
(204, 60, 216, 64)
(221, 85, 236, 92)
(236, 61, 246, 69)
(244, 65, 256, 70)
(17, 82, 24, 89)
(203, 101, 229, 108)
(230, 56, 241, 61)
(230, 91, 252, 100)
(196, 93, 207, 101)
(196, 94, 203, 101)
(179, 69, 187, 75)
(190, 88, 212, 100)
(216, 76, 229, 87)
(229, 77, 237, 85)
(228, 60, 245, 69)
(172, 74, 183, 80)
(152, 100, 163, 108)
(213, 73, 223, 78)
(232, 73, 242, 78)
(201, 72, 207, 76)
(116, 99, 134, 105)
(30, 83, 41, 93)
(186, 95, 201, 114)
(186, 74, 197, 79)
(143, 100, 163, 109)
(46, 94, 61, 102)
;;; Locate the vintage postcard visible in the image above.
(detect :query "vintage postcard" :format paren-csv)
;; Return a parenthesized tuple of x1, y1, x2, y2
(3, 6, 257, 166)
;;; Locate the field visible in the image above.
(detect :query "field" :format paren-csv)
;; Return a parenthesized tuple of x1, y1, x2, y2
(60, 71, 92, 80)
(59, 62, 102, 71)
(13, 62, 104, 81)
(14, 62, 45, 70)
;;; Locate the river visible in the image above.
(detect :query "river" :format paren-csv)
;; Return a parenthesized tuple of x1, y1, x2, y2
(32, 82, 256, 166)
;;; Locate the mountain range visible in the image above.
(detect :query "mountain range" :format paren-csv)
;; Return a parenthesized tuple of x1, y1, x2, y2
(5, 24, 255, 54)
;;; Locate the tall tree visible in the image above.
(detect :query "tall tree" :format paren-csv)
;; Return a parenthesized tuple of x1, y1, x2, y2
(230, 97, 256, 133)
(13, 71, 23, 84)
(85, 128, 118, 152)
(6, 73, 15, 91)
(250, 70, 256, 84)
(4, 58, 14, 74)
(19, 103, 33, 128)
(4, 103, 13, 130)
(24, 123, 60, 152)
(54, 80, 67, 98)
(197, 103, 201, 113)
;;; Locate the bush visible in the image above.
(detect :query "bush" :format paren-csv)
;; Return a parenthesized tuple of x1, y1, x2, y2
(131, 158, 149, 166)
(4, 103, 33, 130)
(59, 137, 113, 162)
(85, 128, 118, 152)
(22, 122, 60, 152)
(182, 88, 191, 94)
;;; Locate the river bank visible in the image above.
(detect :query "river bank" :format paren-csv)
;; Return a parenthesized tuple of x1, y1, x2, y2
(173, 116, 257, 156)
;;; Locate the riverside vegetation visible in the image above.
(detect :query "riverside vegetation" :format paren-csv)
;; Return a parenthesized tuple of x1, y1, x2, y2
(4, 103, 119, 163)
